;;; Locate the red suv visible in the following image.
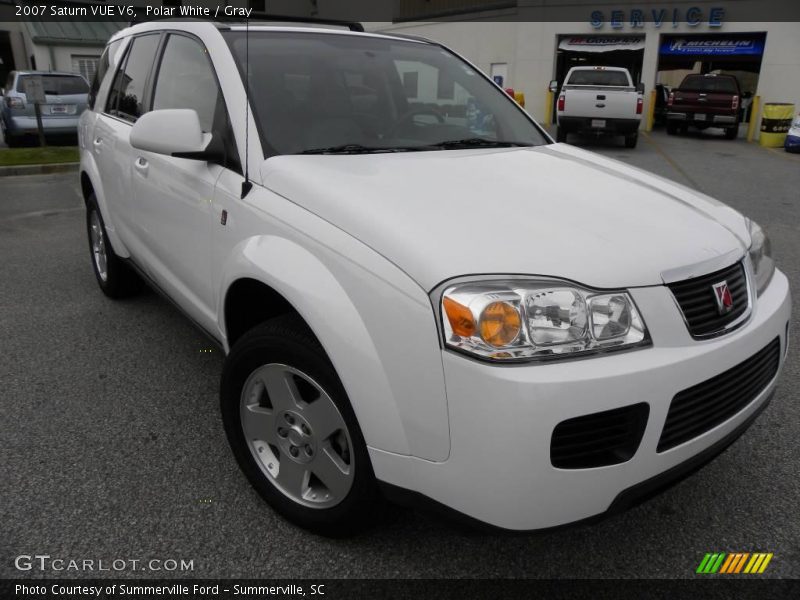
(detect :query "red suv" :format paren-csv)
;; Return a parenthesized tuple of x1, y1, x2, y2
(666, 74, 746, 139)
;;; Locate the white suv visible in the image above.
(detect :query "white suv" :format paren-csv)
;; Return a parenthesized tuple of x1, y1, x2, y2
(79, 20, 791, 535)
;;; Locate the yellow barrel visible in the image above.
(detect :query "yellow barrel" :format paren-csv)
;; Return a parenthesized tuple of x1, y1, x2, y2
(514, 91, 526, 108)
(760, 103, 795, 147)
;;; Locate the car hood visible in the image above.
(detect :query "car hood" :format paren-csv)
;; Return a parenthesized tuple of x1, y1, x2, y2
(259, 143, 749, 291)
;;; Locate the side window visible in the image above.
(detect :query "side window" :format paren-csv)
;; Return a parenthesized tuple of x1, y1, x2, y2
(151, 34, 241, 173)
(88, 39, 122, 110)
(151, 34, 218, 132)
(5, 72, 14, 93)
(106, 34, 160, 122)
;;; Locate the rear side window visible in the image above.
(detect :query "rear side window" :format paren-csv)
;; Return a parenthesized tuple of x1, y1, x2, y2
(19, 74, 89, 95)
(679, 75, 738, 93)
(5, 72, 14, 93)
(151, 34, 218, 132)
(106, 34, 160, 122)
(88, 39, 122, 109)
(567, 70, 630, 86)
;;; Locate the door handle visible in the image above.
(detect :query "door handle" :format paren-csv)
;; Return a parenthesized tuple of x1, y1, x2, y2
(134, 156, 149, 175)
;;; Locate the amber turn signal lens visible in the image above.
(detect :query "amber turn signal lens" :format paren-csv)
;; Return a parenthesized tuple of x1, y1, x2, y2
(480, 301, 521, 347)
(443, 297, 476, 337)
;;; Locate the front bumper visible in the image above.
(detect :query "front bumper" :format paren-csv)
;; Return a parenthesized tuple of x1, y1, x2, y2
(370, 269, 791, 530)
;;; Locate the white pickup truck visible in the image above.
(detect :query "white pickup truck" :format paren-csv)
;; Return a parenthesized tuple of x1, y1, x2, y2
(553, 66, 644, 147)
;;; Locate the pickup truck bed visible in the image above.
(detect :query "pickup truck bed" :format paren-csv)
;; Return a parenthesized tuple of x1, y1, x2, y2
(666, 73, 742, 139)
(556, 66, 643, 148)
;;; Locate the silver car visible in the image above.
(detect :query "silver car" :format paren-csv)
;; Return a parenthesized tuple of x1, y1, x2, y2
(1, 71, 89, 146)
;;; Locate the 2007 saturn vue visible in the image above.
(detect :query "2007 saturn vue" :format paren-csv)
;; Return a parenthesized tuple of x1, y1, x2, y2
(78, 20, 791, 535)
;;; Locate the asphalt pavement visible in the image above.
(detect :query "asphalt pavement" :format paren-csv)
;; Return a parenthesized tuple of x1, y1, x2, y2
(1, 130, 799, 579)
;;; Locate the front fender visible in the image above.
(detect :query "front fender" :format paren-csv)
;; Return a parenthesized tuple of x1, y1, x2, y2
(217, 234, 450, 462)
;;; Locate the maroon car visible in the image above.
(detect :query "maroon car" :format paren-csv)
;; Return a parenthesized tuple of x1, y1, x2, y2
(666, 74, 745, 139)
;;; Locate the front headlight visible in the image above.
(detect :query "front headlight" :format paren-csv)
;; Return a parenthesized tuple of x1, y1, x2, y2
(748, 219, 774, 296)
(439, 279, 650, 362)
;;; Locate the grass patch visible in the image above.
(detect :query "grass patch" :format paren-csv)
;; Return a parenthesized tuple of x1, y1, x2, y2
(0, 146, 79, 166)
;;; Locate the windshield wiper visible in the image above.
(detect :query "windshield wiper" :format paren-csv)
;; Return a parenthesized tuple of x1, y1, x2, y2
(298, 144, 433, 155)
(429, 138, 535, 149)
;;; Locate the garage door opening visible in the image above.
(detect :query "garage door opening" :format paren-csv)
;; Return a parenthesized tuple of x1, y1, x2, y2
(656, 32, 766, 125)
(552, 35, 645, 121)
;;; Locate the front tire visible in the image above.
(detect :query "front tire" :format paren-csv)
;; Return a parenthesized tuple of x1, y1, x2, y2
(86, 194, 143, 298)
(221, 315, 382, 536)
(666, 122, 679, 135)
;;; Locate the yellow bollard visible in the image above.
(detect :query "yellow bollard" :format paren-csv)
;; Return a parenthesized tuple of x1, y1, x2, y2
(747, 95, 760, 142)
(514, 91, 526, 108)
(544, 90, 553, 126)
(646, 89, 656, 132)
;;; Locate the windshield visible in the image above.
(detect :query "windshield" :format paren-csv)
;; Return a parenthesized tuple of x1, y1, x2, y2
(567, 70, 630, 86)
(679, 75, 738, 93)
(19, 74, 89, 95)
(223, 31, 548, 155)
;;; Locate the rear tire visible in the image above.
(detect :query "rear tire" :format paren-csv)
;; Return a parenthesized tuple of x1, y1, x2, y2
(725, 124, 739, 140)
(556, 126, 567, 143)
(624, 133, 639, 148)
(221, 315, 383, 537)
(666, 123, 679, 135)
(86, 193, 143, 298)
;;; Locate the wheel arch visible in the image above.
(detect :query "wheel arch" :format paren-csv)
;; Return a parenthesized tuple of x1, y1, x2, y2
(218, 236, 413, 457)
(79, 154, 131, 258)
(223, 277, 299, 348)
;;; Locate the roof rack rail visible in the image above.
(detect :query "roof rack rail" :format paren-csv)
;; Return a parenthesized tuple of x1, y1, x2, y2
(129, 10, 364, 32)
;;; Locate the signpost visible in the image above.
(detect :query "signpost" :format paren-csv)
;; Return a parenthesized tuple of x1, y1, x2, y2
(24, 76, 47, 147)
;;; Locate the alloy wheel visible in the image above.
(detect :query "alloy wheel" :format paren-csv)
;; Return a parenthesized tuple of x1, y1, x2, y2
(89, 210, 108, 282)
(240, 363, 354, 509)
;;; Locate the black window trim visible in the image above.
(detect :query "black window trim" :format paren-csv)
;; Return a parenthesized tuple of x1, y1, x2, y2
(89, 40, 123, 110)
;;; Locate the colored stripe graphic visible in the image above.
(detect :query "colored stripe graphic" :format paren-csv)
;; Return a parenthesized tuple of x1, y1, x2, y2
(697, 553, 727, 574)
(719, 554, 736, 574)
(733, 553, 750, 573)
(697, 554, 713, 573)
(700, 552, 773, 574)
(744, 553, 774, 574)
(758, 553, 774, 573)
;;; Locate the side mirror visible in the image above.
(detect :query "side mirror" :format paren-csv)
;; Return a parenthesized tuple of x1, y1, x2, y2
(636, 82, 645, 94)
(130, 109, 214, 159)
(742, 91, 753, 99)
(549, 79, 558, 93)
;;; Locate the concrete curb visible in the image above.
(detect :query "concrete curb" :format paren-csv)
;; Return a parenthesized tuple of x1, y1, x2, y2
(0, 162, 79, 177)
